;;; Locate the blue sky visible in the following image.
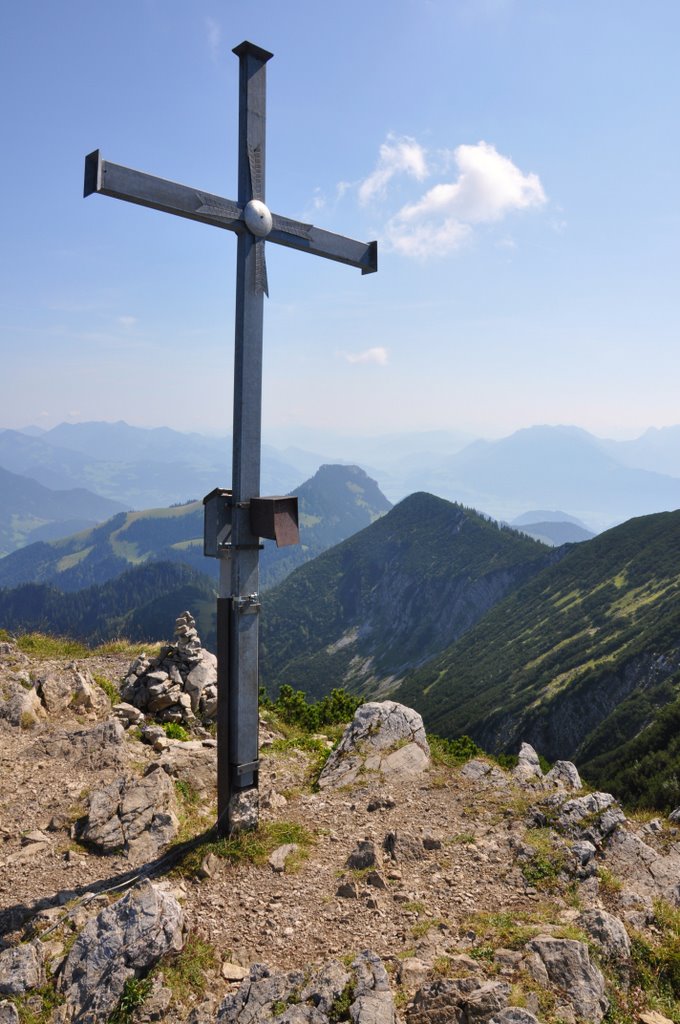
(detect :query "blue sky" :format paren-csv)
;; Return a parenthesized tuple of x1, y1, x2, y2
(2, 1, 679, 442)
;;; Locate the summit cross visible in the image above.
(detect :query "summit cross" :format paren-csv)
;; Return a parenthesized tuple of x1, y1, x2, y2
(84, 41, 377, 835)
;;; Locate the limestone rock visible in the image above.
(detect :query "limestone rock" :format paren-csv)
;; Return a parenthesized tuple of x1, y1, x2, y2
(640, 1012, 675, 1024)
(217, 963, 307, 1024)
(383, 831, 427, 864)
(398, 958, 430, 993)
(37, 665, 109, 716)
(217, 953, 392, 1024)
(113, 702, 145, 726)
(134, 971, 172, 1022)
(59, 880, 184, 1023)
(0, 940, 44, 995)
(156, 741, 216, 800)
(318, 702, 430, 789)
(525, 937, 608, 1023)
(0, 1003, 19, 1024)
(349, 950, 395, 1024)
(512, 743, 542, 783)
(367, 796, 396, 812)
(300, 959, 351, 1015)
(578, 908, 631, 961)
(489, 1011, 539, 1024)
(269, 844, 299, 873)
(198, 852, 221, 879)
(37, 671, 75, 713)
(557, 791, 625, 845)
(70, 668, 111, 715)
(407, 977, 509, 1024)
(79, 766, 179, 864)
(336, 880, 360, 899)
(229, 787, 259, 832)
(25, 719, 128, 768)
(460, 760, 508, 787)
(543, 760, 582, 791)
(222, 962, 248, 982)
(605, 827, 680, 905)
(261, 786, 288, 811)
(0, 681, 45, 727)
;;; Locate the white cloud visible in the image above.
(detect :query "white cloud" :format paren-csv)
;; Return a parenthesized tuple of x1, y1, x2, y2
(358, 135, 428, 206)
(385, 141, 546, 259)
(205, 17, 221, 62)
(310, 188, 326, 211)
(339, 346, 389, 366)
(118, 315, 137, 329)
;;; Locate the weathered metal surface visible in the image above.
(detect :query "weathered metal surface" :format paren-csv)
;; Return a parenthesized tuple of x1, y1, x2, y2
(250, 495, 300, 547)
(227, 42, 269, 810)
(203, 488, 233, 558)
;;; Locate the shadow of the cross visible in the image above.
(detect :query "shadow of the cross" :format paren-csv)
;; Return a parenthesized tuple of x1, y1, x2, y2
(0, 827, 218, 942)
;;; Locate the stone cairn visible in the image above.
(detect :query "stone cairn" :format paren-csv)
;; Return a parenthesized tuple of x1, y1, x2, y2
(119, 611, 217, 727)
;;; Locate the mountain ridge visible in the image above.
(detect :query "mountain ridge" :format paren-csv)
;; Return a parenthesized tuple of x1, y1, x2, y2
(391, 508, 680, 805)
(262, 492, 558, 699)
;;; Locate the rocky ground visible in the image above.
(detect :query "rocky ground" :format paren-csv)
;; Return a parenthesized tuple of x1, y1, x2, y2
(2, 629, 680, 1024)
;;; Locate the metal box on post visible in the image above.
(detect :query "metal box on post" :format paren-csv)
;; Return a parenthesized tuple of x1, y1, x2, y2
(249, 496, 299, 547)
(203, 488, 233, 557)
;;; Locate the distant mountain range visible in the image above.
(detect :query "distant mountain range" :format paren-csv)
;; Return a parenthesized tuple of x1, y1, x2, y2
(509, 510, 596, 545)
(396, 426, 680, 531)
(261, 493, 559, 699)
(5, 419, 680, 538)
(0, 423, 301, 512)
(0, 465, 125, 557)
(0, 464, 390, 592)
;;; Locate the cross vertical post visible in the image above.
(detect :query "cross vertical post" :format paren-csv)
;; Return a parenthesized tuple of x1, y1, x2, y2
(83, 39, 377, 838)
(218, 42, 272, 832)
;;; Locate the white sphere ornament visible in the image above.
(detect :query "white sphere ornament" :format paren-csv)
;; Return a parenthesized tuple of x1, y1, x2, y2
(244, 199, 273, 238)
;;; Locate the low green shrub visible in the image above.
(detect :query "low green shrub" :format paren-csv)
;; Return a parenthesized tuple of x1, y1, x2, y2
(428, 734, 482, 767)
(260, 685, 361, 734)
(163, 722, 190, 741)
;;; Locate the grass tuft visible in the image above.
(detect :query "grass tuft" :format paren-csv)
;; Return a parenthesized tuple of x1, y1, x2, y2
(174, 819, 315, 878)
(92, 673, 119, 704)
(108, 977, 153, 1024)
(16, 633, 90, 659)
(159, 934, 218, 1004)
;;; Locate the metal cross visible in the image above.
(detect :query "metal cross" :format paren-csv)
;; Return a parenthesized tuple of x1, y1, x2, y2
(84, 41, 377, 835)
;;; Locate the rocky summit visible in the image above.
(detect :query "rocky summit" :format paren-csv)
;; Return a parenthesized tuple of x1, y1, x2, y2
(2, 637, 680, 1024)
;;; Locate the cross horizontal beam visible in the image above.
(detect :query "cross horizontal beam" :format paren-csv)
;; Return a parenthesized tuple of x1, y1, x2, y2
(84, 151, 377, 274)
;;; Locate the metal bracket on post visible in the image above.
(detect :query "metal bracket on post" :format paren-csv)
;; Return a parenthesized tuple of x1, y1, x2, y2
(233, 593, 261, 613)
(203, 488, 233, 558)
